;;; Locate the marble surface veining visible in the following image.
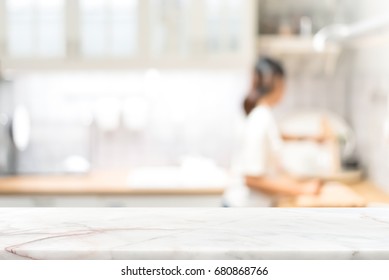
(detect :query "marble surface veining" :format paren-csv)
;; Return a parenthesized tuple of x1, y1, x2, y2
(1, 208, 389, 260)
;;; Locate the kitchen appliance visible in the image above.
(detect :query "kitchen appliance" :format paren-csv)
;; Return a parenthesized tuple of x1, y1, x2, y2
(0, 71, 31, 176)
(0, 75, 16, 175)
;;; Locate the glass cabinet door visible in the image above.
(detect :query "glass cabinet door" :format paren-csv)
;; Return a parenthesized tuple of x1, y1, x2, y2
(2, 0, 253, 64)
(5, 0, 65, 58)
(205, 0, 243, 53)
(148, 0, 245, 58)
(225, 0, 242, 52)
(79, 0, 138, 58)
(149, 0, 191, 57)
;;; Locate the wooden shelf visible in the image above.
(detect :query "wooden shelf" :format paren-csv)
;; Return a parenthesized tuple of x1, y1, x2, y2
(257, 35, 340, 55)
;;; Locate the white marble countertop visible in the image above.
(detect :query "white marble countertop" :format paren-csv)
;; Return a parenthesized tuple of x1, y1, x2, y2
(1, 208, 389, 260)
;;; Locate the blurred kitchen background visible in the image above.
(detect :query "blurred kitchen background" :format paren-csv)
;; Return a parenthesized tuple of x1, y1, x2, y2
(0, 0, 389, 207)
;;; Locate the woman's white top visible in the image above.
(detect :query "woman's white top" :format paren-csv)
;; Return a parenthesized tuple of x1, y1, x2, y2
(224, 105, 283, 207)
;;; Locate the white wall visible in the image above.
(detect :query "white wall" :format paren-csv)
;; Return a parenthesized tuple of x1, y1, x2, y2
(12, 69, 250, 173)
(346, 0, 389, 191)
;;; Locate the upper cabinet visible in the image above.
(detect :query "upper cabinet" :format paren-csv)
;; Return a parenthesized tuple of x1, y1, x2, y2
(148, 0, 191, 57)
(205, 0, 242, 54)
(5, 0, 65, 58)
(79, 0, 139, 58)
(0, 0, 256, 68)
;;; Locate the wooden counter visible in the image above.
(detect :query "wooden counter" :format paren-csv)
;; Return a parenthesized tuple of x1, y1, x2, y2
(351, 181, 389, 205)
(277, 181, 389, 207)
(0, 171, 224, 195)
(0, 171, 226, 207)
(0, 171, 389, 207)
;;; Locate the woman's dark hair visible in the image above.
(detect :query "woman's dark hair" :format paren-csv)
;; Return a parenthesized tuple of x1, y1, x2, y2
(243, 57, 285, 115)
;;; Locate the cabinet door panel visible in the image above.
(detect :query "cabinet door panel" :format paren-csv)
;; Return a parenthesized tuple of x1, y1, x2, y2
(5, 0, 65, 58)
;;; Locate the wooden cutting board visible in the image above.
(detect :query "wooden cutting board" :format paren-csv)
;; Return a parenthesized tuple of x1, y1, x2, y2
(278, 182, 367, 207)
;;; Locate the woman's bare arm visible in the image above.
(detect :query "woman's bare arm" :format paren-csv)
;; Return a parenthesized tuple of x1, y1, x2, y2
(245, 175, 321, 196)
(281, 134, 326, 143)
(281, 116, 336, 144)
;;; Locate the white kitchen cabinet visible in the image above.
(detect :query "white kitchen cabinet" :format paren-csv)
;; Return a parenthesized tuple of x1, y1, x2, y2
(0, 0, 257, 69)
(79, 0, 139, 58)
(3, 0, 66, 58)
(148, 0, 191, 57)
(0, 196, 35, 207)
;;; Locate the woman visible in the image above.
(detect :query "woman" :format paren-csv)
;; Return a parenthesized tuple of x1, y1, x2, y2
(223, 57, 329, 207)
